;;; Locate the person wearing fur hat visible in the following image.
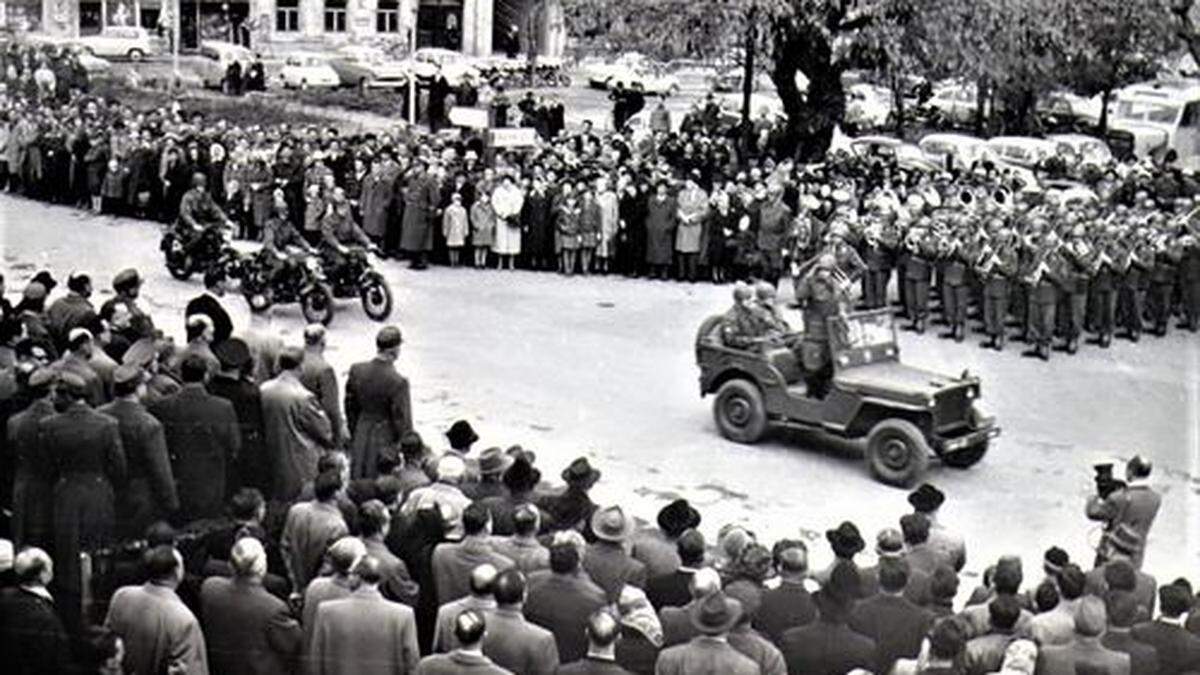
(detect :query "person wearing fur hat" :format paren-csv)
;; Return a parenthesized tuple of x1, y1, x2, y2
(628, 499, 701, 581)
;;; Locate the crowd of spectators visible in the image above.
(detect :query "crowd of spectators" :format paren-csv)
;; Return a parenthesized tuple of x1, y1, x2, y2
(0, 259, 1191, 675)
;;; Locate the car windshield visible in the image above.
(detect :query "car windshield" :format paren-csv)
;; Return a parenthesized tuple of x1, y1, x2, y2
(921, 139, 963, 156)
(1113, 99, 1180, 124)
(832, 311, 896, 351)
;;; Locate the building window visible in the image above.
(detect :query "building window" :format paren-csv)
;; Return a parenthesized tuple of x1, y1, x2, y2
(377, 0, 399, 33)
(324, 0, 347, 33)
(276, 0, 299, 32)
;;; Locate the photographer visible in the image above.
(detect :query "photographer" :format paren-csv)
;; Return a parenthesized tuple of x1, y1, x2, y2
(1086, 455, 1161, 569)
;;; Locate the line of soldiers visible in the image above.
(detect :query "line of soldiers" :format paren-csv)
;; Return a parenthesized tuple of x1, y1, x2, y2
(807, 184, 1200, 361)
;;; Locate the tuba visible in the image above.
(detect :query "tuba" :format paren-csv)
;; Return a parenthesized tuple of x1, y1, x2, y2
(992, 187, 1011, 210)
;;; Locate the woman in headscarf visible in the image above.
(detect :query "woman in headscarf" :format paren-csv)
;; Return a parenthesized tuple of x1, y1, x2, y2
(614, 585, 662, 675)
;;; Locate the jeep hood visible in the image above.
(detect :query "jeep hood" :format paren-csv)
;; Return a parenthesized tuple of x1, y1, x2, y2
(833, 361, 969, 400)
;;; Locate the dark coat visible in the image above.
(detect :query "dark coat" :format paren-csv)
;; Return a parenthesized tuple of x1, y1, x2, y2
(848, 593, 934, 673)
(345, 357, 412, 480)
(613, 625, 659, 675)
(401, 173, 440, 253)
(207, 374, 270, 496)
(1133, 620, 1200, 675)
(1036, 638, 1131, 675)
(525, 571, 608, 663)
(644, 196, 677, 265)
(779, 620, 877, 675)
(556, 657, 633, 674)
(754, 581, 818, 645)
(0, 587, 72, 675)
(98, 398, 178, 540)
(481, 606, 560, 675)
(417, 651, 514, 674)
(523, 188, 555, 259)
(1102, 629, 1161, 675)
(199, 576, 302, 675)
(150, 383, 241, 521)
(300, 351, 344, 449)
(43, 401, 126, 594)
(431, 537, 514, 607)
(7, 398, 56, 549)
(645, 569, 694, 611)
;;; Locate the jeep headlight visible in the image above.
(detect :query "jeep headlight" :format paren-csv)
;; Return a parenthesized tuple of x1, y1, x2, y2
(926, 396, 937, 408)
(965, 387, 977, 400)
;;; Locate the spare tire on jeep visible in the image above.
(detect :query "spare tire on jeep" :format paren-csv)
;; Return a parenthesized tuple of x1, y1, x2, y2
(866, 418, 930, 487)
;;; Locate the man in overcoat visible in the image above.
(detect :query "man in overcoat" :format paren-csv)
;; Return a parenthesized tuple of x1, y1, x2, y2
(401, 160, 440, 269)
(150, 354, 240, 521)
(261, 347, 334, 502)
(345, 325, 411, 480)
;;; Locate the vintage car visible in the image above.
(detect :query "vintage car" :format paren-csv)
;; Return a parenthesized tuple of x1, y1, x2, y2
(918, 133, 992, 171)
(695, 308, 999, 487)
(194, 40, 254, 91)
(848, 135, 938, 172)
(1105, 79, 1200, 167)
(984, 136, 1058, 169)
(927, 80, 990, 128)
(329, 45, 410, 90)
(1046, 133, 1114, 167)
(280, 52, 340, 89)
(407, 47, 480, 85)
(76, 25, 163, 61)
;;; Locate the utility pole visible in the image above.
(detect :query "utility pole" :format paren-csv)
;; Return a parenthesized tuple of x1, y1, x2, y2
(740, 2, 757, 158)
(408, 12, 417, 125)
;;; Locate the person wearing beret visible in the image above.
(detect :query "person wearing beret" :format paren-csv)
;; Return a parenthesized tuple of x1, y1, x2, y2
(41, 370, 127, 627)
(99, 364, 179, 540)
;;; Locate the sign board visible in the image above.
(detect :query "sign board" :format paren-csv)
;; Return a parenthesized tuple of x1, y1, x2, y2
(449, 106, 490, 130)
(489, 127, 540, 148)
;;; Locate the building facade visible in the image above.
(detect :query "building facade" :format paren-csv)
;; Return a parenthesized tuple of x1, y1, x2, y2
(20, 0, 563, 58)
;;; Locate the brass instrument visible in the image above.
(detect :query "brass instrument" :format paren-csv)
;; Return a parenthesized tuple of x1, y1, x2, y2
(1025, 240, 1060, 285)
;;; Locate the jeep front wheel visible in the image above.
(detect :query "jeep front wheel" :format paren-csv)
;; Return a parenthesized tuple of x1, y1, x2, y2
(942, 441, 988, 469)
(714, 379, 767, 444)
(866, 419, 930, 487)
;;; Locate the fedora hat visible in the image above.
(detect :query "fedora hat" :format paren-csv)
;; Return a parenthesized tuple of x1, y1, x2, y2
(657, 499, 701, 537)
(908, 483, 945, 513)
(477, 447, 513, 476)
(590, 505, 635, 543)
(502, 457, 541, 493)
(826, 521, 865, 558)
(445, 420, 479, 450)
(562, 457, 601, 486)
(689, 591, 742, 635)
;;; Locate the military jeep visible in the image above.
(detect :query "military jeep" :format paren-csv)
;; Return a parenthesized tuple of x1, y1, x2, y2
(695, 308, 1000, 487)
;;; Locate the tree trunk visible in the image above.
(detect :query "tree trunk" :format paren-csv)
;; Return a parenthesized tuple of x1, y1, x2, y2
(973, 76, 988, 136)
(769, 19, 844, 162)
(891, 72, 906, 136)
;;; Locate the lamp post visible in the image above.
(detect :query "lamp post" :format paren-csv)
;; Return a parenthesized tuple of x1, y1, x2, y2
(408, 8, 417, 125)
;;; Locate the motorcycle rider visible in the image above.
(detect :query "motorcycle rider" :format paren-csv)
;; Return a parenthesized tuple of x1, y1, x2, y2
(261, 188, 315, 287)
(319, 187, 378, 276)
(176, 171, 235, 259)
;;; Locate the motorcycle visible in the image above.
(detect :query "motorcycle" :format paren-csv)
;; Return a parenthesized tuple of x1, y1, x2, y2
(321, 245, 394, 321)
(160, 224, 243, 288)
(239, 249, 336, 325)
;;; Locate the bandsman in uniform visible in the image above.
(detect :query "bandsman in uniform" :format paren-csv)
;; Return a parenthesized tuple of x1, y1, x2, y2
(860, 219, 893, 310)
(1059, 221, 1093, 354)
(1146, 228, 1179, 336)
(938, 221, 970, 342)
(977, 229, 1018, 351)
(902, 226, 935, 334)
(1090, 225, 1121, 348)
(1021, 230, 1065, 361)
(1116, 226, 1152, 342)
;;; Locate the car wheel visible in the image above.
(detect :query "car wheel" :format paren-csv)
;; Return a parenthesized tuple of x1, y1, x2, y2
(942, 441, 988, 469)
(713, 379, 768, 444)
(866, 419, 930, 488)
(128, 48, 144, 62)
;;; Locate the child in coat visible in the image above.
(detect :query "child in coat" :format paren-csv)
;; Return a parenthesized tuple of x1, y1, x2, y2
(442, 192, 469, 267)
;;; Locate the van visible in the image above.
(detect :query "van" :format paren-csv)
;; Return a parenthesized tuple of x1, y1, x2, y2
(1107, 79, 1200, 168)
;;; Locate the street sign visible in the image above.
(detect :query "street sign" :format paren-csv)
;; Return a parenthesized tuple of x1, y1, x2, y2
(489, 128, 540, 148)
(449, 106, 490, 129)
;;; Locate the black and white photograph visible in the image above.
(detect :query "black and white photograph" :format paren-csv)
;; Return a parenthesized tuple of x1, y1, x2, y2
(0, 0, 1196, 672)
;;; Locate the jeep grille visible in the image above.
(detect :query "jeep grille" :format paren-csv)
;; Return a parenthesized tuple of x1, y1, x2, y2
(933, 387, 971, 433)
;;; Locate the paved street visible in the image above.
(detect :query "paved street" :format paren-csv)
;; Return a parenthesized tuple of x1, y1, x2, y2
(1, 193, 1195, 587)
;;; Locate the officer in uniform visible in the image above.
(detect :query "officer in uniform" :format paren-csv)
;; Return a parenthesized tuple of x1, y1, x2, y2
(177, 171, 234, 242)
(794, 254, 851, 398)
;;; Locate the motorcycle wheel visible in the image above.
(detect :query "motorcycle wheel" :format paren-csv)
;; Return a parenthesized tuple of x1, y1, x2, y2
(244, 286, 275, 314)
(166, 253, 193, 281)
(301, 285, 335, 326)
(360, 271, 394, 321)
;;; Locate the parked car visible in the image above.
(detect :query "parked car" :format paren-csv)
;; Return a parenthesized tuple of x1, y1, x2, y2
(845, 84, 894, 130)
(849, 135, 939, 172)
(329, 45, 410, 90)
(1039, 92, 1104, 130)
(1046, 133, 1114, 167)
(919, 133, 993, 170)
(408, 47, 479, 85)
(280, 52, 340, 90)
(1104, 79, 1200, 168)
(984, 136, 1059, 169)
(928, 81, 988, 128)
(695, 307, 999, 487)
(194, 40, 253, 92)
(75, 26, 163, 61)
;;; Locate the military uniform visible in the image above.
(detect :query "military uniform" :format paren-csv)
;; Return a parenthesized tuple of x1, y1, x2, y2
(1024, 248, 1065, 359)
(1147, 247, 1178, 335)
(1059, 239, 1092, 353)
(902, 238, 934, 333)
(861, 236, 892, 309)
(795, 269, 847, 397)
(1117, 242, 1150, 341)
(939, 243, 970, 341)
(1181, 242, 1200, 330)
(177, 186, 228, 230)
(721, 304, 766, 350)
(979, 245, 1016, 350)
(1090, 244, 1120, 346)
